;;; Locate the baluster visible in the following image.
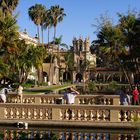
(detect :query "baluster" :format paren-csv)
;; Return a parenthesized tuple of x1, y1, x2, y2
(83, 110, 87, 121)
(118, 110, 122, 122)
(108, 99, 111, 105)
(9, 130, 13, 140)
(102, 133, 106, 140)
(81, 98, 84, 104)
(71, 109, 75, 120)
(77, 132, 81, 140)
(131, 134, 134, 140)
(96, 133, 100, 140)
(83, 133, 87, 140)
(16, 108, 20, 119)
(130, 111, 134, 122)
(77, 109, 81, 120)
(66, 109, 69, 120)
(124, 111, 128, 122)
(10, 108, 14, 118)
(39, 109, 43, 119)
(89, 110, 93, 121)
(34, 108, 37, 119)
(89, 133, 94, 140)
(102, 110, 106, 121)
(28, 108, 31, 119)
(22, 108, 26, 119)
(96, 110, 100, 121)
(103, 98, 106, 105)
(3, 129, 8, 140)
(4, 108, 8, 118)
(60, 109, 63, 120)
(45, 109, 48, 120)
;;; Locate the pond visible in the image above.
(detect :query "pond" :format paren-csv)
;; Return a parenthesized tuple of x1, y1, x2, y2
(0, 126, 139, 140)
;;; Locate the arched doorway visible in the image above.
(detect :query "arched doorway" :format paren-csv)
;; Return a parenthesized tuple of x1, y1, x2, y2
(43, 72, 48, 82)
(63, 71, 71, 82)
(76, 73, 83, 82)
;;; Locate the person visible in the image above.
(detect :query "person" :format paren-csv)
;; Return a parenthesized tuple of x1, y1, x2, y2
(117, 87, 130, 105)
(64, 87, 79, 104)
(0, 88, 9, 103)
(17, 85, 23, 103)
(132, 86, 139, 105)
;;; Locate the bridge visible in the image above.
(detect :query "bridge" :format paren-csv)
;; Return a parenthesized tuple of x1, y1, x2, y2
(0, 93, 139, 129)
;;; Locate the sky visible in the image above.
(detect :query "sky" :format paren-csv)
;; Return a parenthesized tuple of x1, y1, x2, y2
(15, 0, 140, 46)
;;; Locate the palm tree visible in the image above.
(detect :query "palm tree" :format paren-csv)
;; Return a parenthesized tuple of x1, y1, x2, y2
(28, 4, 46, 44)
(49, 5, 66, 84)
(28, 4, 46, 84)
(0, 0, 19, 15)
(43, 9, 52, 48)
(50, 5, 66, 42)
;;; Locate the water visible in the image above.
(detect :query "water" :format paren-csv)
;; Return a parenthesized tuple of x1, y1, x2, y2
(0, 126, 139, 140)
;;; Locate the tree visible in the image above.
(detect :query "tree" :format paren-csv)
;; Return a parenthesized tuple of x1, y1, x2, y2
(28, 4, 46, 44)
(11, 40, 47, 84)
(92, 15, 133, 88)
(118, 11, 140, 84)
(0, 10, 19, 83)
(0, 0, 19, 16)
(43, 9, 52, 47)
(49, 5, 66, 84)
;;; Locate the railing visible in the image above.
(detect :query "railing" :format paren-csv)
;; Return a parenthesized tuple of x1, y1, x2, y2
(7, 93, 120, 105)
(0, 127, 137, 140)
(0, 103, 140, 125)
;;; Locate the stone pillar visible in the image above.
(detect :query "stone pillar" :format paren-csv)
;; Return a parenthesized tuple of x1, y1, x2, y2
(0, 107, 5, 119)
(35, 97, 41, 104)
(113, 97, 120, 105)
(110, 110, 119, 122)
(52, 108, 61, 120)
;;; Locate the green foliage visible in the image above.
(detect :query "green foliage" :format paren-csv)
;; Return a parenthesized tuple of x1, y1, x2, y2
(88, 81, 96, 92)
(108, 81, 118, 91)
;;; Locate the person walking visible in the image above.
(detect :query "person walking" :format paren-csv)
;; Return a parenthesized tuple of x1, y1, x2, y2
(132, 86, 139, 105)
(17, 85, 23, 103)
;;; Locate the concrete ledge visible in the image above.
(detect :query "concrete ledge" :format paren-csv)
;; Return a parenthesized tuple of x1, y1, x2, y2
(0, 120, 138, 130)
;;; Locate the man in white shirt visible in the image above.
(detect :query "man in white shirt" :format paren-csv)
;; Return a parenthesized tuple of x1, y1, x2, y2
(64, 87, 79, 104)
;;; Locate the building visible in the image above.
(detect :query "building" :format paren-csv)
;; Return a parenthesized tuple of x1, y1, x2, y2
(43, 37, 96, 84)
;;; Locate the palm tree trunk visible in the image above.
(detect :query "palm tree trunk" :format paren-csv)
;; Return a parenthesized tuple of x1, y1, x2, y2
(48, 26, 50, 45)
(118, 60, 133, 90)
(41, 25, 44, 47)
(37, 25, 40, 44)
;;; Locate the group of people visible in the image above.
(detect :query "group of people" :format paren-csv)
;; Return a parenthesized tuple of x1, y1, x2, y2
(119, 86, 139, 105)
(0, 84, 23, 103)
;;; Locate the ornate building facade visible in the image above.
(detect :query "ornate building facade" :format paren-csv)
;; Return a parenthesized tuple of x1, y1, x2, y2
(43, 37, 96, 84)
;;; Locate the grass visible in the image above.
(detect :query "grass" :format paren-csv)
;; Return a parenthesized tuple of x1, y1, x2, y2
(23, 83, 73, 94)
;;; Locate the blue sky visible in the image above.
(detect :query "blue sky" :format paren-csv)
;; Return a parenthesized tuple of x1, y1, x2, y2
(16, 0, 139, 46)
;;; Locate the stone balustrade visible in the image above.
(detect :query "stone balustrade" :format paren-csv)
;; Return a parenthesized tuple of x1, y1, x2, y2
(0, 103, 140, 125)
(7, 93, 120, 105)
(1, 127, 136, 140)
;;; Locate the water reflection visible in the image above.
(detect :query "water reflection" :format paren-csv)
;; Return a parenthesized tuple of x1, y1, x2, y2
(0, 126, 139, 140)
